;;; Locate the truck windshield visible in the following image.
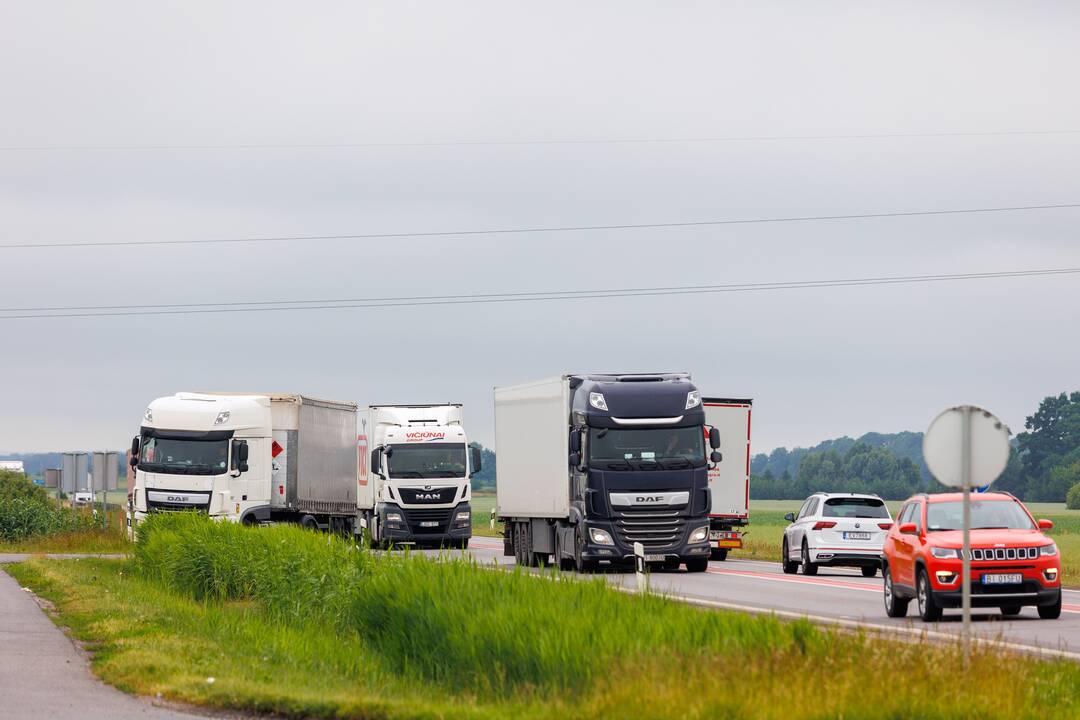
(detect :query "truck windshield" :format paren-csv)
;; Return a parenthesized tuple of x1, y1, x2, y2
(388, 443, 467, 479)
(926, 500, 1035, 532)
(589, 426, 705, 469)
(139, 436, 229, 475)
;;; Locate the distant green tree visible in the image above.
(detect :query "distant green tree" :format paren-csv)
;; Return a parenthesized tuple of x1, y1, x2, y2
(1017, 392, 1080, 501)
(1067, 480, 1080, 510)
(468, 443, 497, 491)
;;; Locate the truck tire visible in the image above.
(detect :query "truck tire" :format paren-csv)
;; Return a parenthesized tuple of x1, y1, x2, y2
(574, 527, 597, 574)
(711, 549, 728, 561)
(512, 523, 525, 565)
(523, 522, 540, 567)
(685, 557, 709, 573)
(300, 514, 319, 531)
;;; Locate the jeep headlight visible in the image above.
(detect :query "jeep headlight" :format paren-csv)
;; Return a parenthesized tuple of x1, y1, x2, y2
(688, 525, 709, 544)
(386, 512, 403, 523)
(931, 547, 961, 559)
(1040, 543, 1058, 557)
(588, 527, 614, 545)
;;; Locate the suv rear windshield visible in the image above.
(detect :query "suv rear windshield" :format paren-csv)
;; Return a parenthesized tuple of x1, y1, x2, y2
(822, 497, 890, 519)
(926, 500, 1035, 532)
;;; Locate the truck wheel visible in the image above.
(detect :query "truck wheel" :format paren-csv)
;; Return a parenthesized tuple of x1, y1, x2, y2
(883, 564, 909, 618)
(916, 568, 943, 622)
(574, 528, 596, 574)
(685, 557, 709, 573)
(512, 523, 525, 565)
(1038, 592, 1062, 620)
(710, 549, 729, 562)
(457, 538, 470, 551)
(662, 558, 681, 571)
(781, 538, 799, 574)
(801, 541, 818, 576)
(300, 515, 319, 532)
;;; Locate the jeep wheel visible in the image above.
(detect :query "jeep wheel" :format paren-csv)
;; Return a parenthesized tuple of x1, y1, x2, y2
(1038, 591, 1062, 620)
(1001, 605, 1022, 617)
(801, 540, 818, 576)
(861, 565, 878, 578)
(917, 568, 943, 622)
(781, 538, 799, 575)
(883, 565, 909, 618)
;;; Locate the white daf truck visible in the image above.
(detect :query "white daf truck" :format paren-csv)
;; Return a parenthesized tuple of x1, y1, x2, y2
(358, 404, 479, 549)
(130, 392, 361, 532)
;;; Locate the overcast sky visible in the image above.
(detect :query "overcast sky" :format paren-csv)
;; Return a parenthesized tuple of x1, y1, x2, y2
(2, 1, 1079, 455)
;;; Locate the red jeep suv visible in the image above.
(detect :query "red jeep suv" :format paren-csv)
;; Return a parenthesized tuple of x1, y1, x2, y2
(881, 492, 1062, 621)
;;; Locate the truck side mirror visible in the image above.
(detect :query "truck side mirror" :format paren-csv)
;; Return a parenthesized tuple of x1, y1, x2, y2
(130, 437, 140, 467)
(471, 446, 482, 475)
(370, 448, 383, 477)
(568, 451, 581, 468)
(710, 451, 723, 464)
(709, 427, 721, 450)
(784, 512, 796, 523)
(238, 441, 249, 463)
(569, 429, 582, 453)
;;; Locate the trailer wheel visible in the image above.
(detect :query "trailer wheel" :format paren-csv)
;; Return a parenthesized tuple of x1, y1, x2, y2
(300, 515, 319, 532)
(710, 549, 729, 561)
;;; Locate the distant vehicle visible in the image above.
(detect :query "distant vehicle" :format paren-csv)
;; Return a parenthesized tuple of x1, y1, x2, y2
(782, 493, 893, 577)
(131, 393, 360, 532)
(0, 460, 25, 473)
(704, 399, 753, 560)
(495, 373, 721, 573)
(882, 491, 1062, 621)
(72, 491, 94, 505)
(359, 404, 479, 549)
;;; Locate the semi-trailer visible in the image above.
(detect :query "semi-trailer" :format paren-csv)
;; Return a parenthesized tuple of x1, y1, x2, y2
(358, 404, 480, 548)
(495, 373, 722, 572)
(130, 392, 361, 531)
(704, 398, 753, 560)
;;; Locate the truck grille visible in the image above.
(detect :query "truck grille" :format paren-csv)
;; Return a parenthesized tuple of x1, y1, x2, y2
(614, 508, 687, 551)
(403, 507, 453, 534)
(969, 547, 1039, 561)
(397, 487, 458, 505)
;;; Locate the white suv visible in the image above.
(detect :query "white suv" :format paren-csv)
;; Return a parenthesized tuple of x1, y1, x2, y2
(782, 493, 893, 577)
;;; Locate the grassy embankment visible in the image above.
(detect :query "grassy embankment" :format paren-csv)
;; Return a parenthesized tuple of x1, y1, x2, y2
(8, 513, 1080, 720)
(734, 500, 1080, 586)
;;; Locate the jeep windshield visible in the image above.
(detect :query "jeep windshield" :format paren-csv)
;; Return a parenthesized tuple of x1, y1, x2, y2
(139, 436, 229, 475)
(589, 426, 705, 470)
(388, 443, 466, 479)
(927, 500, 1035, 532)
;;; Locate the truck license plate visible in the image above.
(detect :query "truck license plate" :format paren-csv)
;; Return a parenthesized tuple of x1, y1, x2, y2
(645, 554, 666, 562)
(419, 521, 439, 528)
(708, 530, 722, 541)
(843, 532, 871, 540)
(983, 573, 1023, 585)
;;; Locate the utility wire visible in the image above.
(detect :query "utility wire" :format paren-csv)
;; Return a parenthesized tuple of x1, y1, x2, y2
(2, 202, 1078, 251)
(2, 129, 1080, 152)
(2, 267, 1076, 320)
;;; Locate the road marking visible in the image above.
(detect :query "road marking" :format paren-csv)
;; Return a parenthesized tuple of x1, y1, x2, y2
(707, 567, 881, 593)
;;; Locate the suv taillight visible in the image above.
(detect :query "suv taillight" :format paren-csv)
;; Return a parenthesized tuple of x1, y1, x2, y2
(812, 521, 837, 531)
(878, 522, 893, 530)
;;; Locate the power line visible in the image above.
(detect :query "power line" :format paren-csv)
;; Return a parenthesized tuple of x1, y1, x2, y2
(2, 129, 1079, 152)
(2, 267, 1076, 320)
(2, 202, 1078, 251)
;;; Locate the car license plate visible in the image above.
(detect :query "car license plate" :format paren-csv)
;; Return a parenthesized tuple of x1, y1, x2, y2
(645, 554, 666, 562)
(843, 532, 871, 540)
(418, 521, 439, 528)
(983, 573, 1023, 585)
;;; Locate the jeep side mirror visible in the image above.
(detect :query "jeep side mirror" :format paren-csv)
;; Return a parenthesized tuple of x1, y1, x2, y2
(1038, 518, 1054, 530)
(899, 522, 917, 534)
(130, 436, 140, 467)
(710, 451, 723, 464)
(709, 427, 721, 450)
(471, 446, 482, 475)
(784, 512, 796, 523)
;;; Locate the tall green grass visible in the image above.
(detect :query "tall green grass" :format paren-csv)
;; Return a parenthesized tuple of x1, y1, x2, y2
(0, 470, 100, 543)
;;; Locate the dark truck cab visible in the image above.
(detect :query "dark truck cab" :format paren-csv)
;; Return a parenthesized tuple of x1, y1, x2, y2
(503, 373, 721, 573)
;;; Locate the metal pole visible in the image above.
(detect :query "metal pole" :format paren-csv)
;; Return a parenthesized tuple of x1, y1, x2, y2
(961, 406, 973, 666)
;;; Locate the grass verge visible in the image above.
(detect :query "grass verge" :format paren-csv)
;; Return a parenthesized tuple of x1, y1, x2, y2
(8, 513, 1080, 719)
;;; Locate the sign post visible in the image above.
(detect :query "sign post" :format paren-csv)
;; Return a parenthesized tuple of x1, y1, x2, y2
(923, 405, 1011, 667)
(633, 542, 648, 594)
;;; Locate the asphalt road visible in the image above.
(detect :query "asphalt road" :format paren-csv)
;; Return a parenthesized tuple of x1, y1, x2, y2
(0, 564, 202, 719)
(458, 537, 1080, 659)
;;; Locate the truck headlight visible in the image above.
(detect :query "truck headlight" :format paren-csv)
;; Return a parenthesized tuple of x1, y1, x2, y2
(386, 512, 403, 523)
(589, 392, 608, 411)
(688, 525, 709, 544)
(931, 547, 961, 559)
(1040, 543, 1058, 557)
(455, 511, 471, 521)
(589, 527, 614, 545)
(685, 391, 702, 410)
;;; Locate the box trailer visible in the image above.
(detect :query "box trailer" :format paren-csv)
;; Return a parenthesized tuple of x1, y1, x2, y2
(704, 398, 753, 560)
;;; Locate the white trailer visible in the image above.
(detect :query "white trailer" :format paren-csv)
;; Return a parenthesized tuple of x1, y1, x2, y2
(704, 398, 753, 560)
(359, 404, 478, 548)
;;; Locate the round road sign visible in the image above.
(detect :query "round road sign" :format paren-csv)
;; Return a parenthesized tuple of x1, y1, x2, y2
(923, 405, 1011, 489)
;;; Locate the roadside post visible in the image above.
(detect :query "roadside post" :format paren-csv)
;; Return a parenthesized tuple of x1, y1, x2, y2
(633, 541, 648, 593)
(923, 405, 1011, 666)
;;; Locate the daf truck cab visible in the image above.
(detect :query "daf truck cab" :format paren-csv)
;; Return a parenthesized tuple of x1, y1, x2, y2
(496, 373, 722, 573)
(360, 404, 479, 549)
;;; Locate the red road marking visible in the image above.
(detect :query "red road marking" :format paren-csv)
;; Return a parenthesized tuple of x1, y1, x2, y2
(707, 567, 880, 592)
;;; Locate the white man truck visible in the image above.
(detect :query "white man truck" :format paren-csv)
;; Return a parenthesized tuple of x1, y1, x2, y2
(496, 373, 723, 573)
(359, 404, 480, 549)
(130, 392, 361, 532)
(704, 398, 753, 561)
